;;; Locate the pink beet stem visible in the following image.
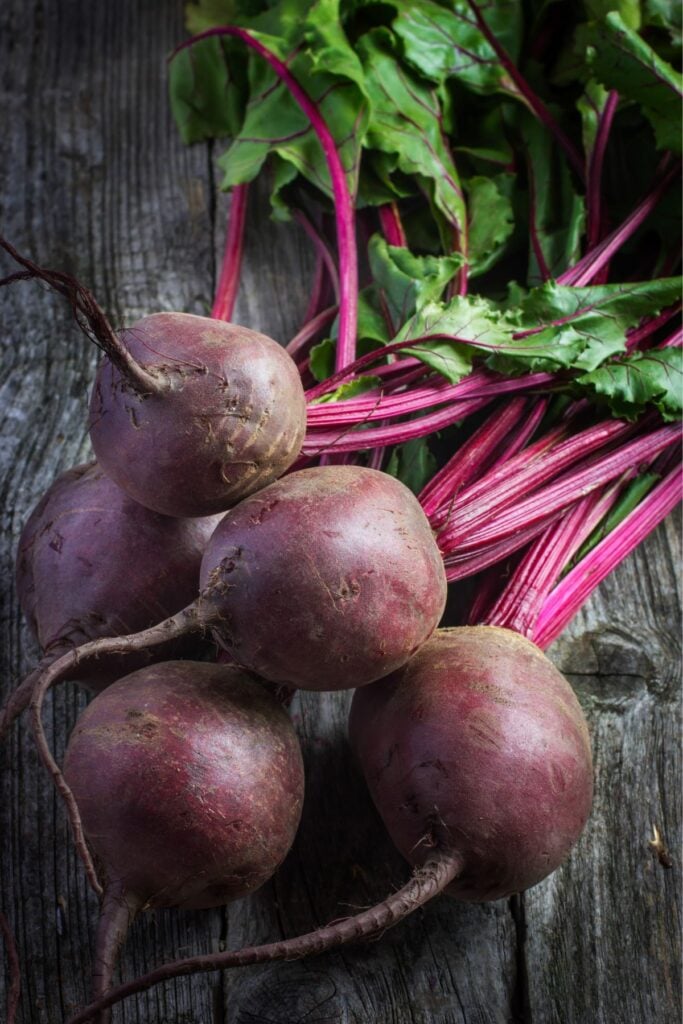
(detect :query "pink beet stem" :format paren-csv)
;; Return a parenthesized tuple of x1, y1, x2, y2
(661, 327, 683, 347)
(432, 417, 631, 538)
(307, 366, 549, 427)
(378, 203, 407, 247)
(211, 183, 249, 321)
(586, 91, 619, 249)
(625, 305, 681, 352)
(172, 27, 358, 370)
(294, 209, 340, 301)
(444, 514, 563, 580)
(484, 397, 550, 474)
(533, 463, 682, 649)
(444, 423, 678, 553)
(558, 160, 680, 287)
(484, 483, 622, 636)
(302, 395, 492, 455)
(287, 306, 337, 360)
(419, 396, 533, 517)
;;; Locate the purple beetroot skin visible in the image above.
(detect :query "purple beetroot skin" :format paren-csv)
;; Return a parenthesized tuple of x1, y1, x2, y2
(59, 626, 593, 1022)
(89, 312, 307, 517)
(1, 462, 221, 736)
(199, 465, 448, 690)
(349, 626, 594, 900)
(64, 660, 304, 1006)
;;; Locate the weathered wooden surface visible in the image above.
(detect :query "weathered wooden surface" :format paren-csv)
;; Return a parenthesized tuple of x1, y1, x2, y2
(0, 2, 680, 1022)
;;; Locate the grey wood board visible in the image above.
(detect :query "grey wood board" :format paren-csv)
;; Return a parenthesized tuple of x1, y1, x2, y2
(0, 2, 679, 1022)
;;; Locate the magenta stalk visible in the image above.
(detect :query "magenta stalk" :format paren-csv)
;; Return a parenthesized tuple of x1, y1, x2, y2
(378, 203, 407, 247)
(294, 209, 341, 301)
(533, 463, 682, 649)
(211, 183, 249, 321)
(419, 397, 536, 517)
(483, 485, 622, 636)
(287, 305, 337, 360)
(441, 423, 678, 554)
(171, 27, 358, 370)
(558, 160, 680, 287)
(586, 91, 619, 250)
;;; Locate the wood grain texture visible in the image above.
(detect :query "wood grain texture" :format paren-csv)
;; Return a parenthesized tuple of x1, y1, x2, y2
(0, 2, 679, 1022)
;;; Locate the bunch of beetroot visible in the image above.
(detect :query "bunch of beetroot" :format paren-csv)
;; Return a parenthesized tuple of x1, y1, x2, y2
(2, 1, 682, 1020)
(0, 241, 599, 1022)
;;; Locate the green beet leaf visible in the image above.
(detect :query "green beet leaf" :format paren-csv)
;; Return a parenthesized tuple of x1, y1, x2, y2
(388, 0, 522, 97)
(576, 347, 683, 420)
(169, 36, 248, 143)
(577, 11, 683, 153)
(357, 29, 467, 242)
(386, 436, 437, 494)
(369, 235, 462, 330)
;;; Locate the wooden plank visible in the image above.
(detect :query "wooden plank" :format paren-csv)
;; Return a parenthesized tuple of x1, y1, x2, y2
(0, 2, 221, 1022)
(524, 515, 681, 1024)
(0, 2, 679, 1022)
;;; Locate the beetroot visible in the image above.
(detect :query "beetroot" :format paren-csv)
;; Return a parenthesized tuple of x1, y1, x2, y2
(349, 627, 593, 900)
(198, 465, 447, 689)
(28, 465, 445, 890)
(63, 660, 304, 1008)
(64, 625, 593, 1023)
(0, 462, 221, 737)
(31, 465, 447, 702)
(88, 312, 307, 517)
(0, 239, 307, 518)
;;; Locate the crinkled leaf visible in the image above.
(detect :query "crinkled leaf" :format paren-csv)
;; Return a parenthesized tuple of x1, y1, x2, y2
(169, 36, 248, 142)
(585, 0, 641, 30)
(357, 29, 467, 238)
(218, 22, 369, 197)
(178, 1, 370, 200)
(369, 235, 462, 329)
(387, 0, 522, 97)
(576, 347, 683, 420)
(516, 278, 682, 329)
(356, 286, 392, 345)
(309, 337, 336, 380)
(491, 278, 683, 374)
(395, 295, 506, 382)
(386, 436, 437, 494)
(403, 338, 476, 382)
(577, 11, 683, 152)
(644, 0, 682, 44)
(465, 174, 515, 278)
(304, 0, 368, 93)
(396, 281, 683, 382)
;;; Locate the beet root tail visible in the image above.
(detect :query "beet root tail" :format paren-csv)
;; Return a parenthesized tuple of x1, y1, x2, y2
(0, 236, 161, 394)
(67, 850, 463, 1024)
(29, 604, 202, 897)
(0, 664, 45, 741)
(91, 884, 141, 1024)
